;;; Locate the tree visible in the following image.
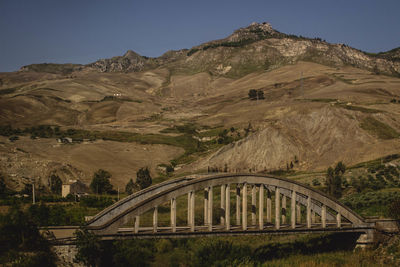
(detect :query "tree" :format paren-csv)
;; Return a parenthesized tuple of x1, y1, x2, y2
(257, 90, 264, 100)
(388, 198, 400, 221)
(248, 89, 264, 100)
(248, 89, 257, 100)
(74, 228, 103, 267)
(326, 162, 346, 198)
(125, 179, 137, 195)
(0, 204, 56, 266)
(50, 174, 62, 195)
(136, 167, 152, 190)
(90, 169, 113, 194)
(0, 173, 6, 197)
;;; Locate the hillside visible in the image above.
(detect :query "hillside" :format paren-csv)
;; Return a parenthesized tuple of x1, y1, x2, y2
(1, 22, 400, 190)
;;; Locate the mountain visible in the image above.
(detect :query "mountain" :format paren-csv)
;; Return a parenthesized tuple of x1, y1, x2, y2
(376, 47, 400, 61)
(20, 22, 400, 77)
(84, 22, 400, 77)
(1, 22, 400, 190)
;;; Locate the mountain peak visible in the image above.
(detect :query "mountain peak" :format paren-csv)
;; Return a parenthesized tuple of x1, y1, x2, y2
(123, 50, 142, 59)
(225, 21, 278, 43)
(248, 22, 274, 33)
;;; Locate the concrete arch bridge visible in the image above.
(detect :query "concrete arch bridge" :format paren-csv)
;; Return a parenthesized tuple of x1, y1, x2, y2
(51, 173, 398, 245)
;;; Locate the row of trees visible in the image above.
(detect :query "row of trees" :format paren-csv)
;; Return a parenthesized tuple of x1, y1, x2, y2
(90, 167, 152, 195)
(125, 167, 152, 194)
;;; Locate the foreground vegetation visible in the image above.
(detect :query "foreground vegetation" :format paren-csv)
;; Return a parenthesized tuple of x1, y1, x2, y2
(1, 151, 400, 265)
(73, 231, 400, 267)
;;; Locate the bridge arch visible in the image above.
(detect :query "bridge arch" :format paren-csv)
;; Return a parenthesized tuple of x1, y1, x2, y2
(87, 173, 367, 235)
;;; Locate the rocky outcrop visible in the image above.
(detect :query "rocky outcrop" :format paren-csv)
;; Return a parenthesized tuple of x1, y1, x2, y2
(88, 50, 149, 72)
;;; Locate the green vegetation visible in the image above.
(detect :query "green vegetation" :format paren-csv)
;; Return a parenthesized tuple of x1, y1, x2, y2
(326, 162, 346, 199)
(136, 167, 152, 190)
(340, 104, 381, 113)
(187, 48, 200, 56)
(73, 233, 367, 266)
(341, 190, 400, 217)
(350, 153, 400, 169)
(100, 95, 142, 103)
(0, 173, 6, 198)
(360, 116, 400, 139)
(125, 179, 136, 195)
(389, 198, 400, 220)
(22, 63, 81, 74)
(309, 98, 337, 103)
(0, 204, 57, 266)
(74, 229, 104, 267)
(90, 169, 114, 194)
(339, 157, 400, 217)
(0, 87, 17, 95)
(49, 174, 62, 195)
(248, 89, 265, 100)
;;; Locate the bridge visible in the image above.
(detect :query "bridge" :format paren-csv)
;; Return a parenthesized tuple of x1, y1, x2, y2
(47, 173, 399, 245)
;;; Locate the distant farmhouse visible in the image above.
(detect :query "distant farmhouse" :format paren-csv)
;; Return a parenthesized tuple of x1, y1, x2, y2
(62, 179, 88, 198)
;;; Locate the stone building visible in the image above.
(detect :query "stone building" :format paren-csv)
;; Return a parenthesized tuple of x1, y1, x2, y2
(61, 180, 88, 198)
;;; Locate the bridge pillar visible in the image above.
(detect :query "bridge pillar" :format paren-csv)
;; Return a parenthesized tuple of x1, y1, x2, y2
(321, 204, 326, 228)
(242, 183, 247, 230)
(275, 187, 281, 229)
(187, 193, 191, 225)
(204, 188, 209, 226)
(251, 185, 257, 226)
(312, 211, 316, 224)
(171, 198, 176, 233)
(225, 184, 230, 230)
(221, 185, 226, 226)
(208, 186, 213, 231)
(306, 196, 311, 228)
(153, 206, 158, 233)
(267, 189, 272, 223)
(282, 195, 287, 224)
(291, 190, 296, 229)
(296, 204, 301, 224)
(259, 184, 264, 229)
(190, 191, 195, 232)
(337, 212, 341, 228)
(134, 216, 140, 234)
(236, 185, 241, 226)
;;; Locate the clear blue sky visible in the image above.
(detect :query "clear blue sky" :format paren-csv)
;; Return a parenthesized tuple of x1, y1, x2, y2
(1, 0, 399, 72)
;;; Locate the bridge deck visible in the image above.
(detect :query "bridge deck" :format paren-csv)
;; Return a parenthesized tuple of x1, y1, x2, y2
(49, 222, 374, 245)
